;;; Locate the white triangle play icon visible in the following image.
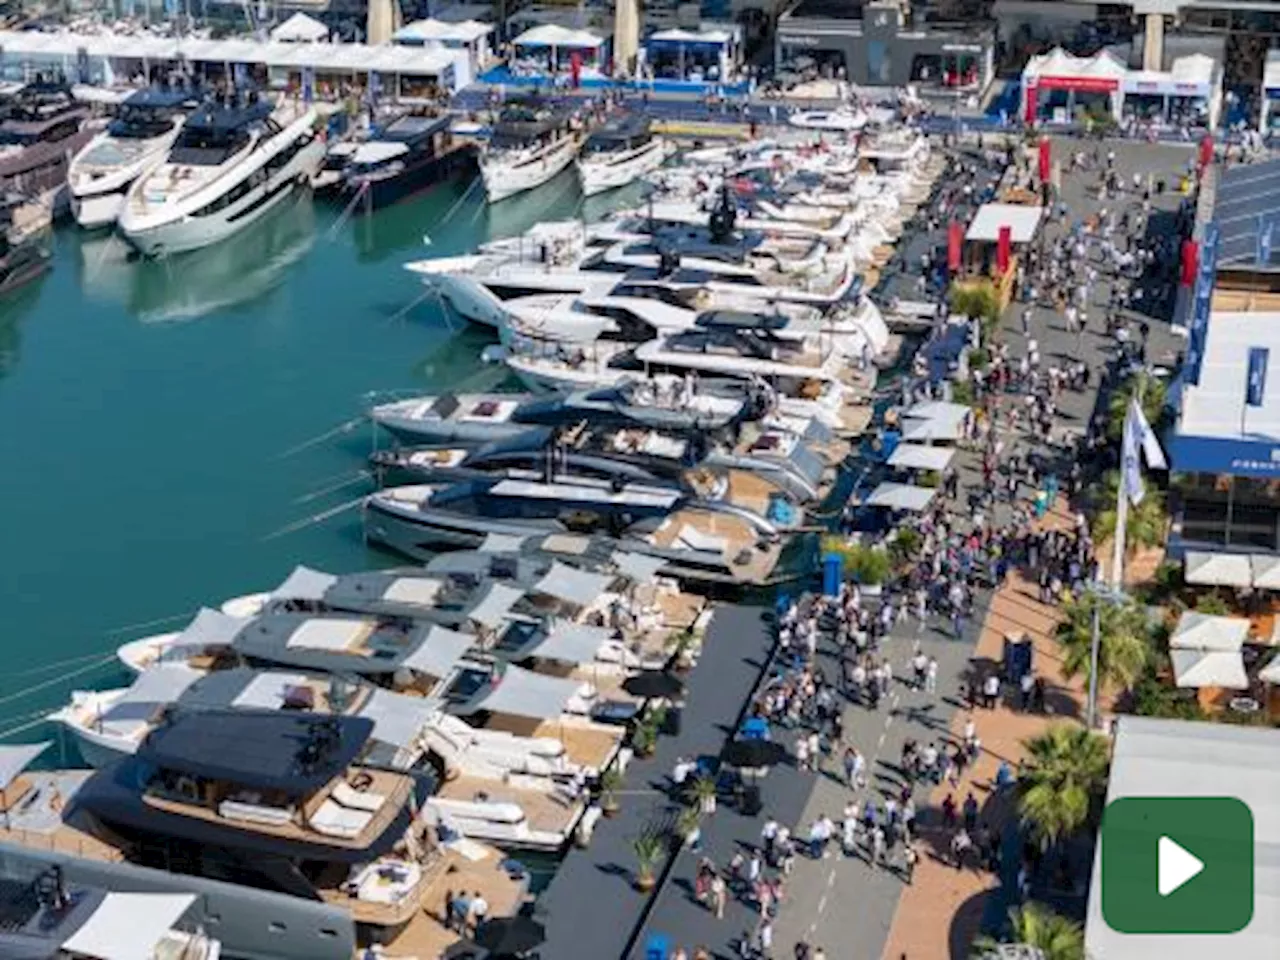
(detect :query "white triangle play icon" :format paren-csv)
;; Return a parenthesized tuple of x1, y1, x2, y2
(1158, 836, 1204, 896)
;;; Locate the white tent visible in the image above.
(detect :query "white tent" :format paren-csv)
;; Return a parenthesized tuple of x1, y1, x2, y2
(513, 24, 605, 50)
(865, 482, 936, 512)
(888, 443, 955, 472)
(63, 893, 197, 960)
(1184, 551, 1253, 588)
(394, 18, 492, 44)
(1169, 612, 1250, 652)
(1171, 649, 1248, 689)
(900, 415, 966, 443)
(271, 12, 329, 43)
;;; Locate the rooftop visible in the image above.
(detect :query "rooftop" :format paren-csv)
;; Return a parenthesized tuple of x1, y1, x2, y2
(138, 710, 374, 796)
(1213, 157, 1280, 271)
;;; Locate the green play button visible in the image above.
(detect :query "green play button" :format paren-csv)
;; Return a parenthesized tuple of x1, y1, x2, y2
(1102, 797, 1254, 934)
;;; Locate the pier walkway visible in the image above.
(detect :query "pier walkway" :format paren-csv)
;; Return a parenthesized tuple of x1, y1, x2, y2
(535, 603, 779, 959)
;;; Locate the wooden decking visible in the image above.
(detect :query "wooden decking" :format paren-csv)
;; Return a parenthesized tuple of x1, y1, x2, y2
(439, 775, 582, 835)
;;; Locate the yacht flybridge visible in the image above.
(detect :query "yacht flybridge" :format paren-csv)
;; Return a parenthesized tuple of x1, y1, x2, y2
(119, 97, 322, 256)
(68, 87, 196, 229)
(480, 99, 582, 203)
(575, 116, 674, 197)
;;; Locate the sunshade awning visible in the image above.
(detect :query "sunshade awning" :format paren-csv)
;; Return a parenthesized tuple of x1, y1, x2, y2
(1184, 551, 1253, 588)
(271, 11, 328, 41)
(358, 688, 440, 749)
(270, 565, 337, 602)
(612, 551, 667, 582)
(479, 532, 528, 553)
(520, 621, 613, 663)
(533, 562, 612, 608)
(117, 663, 205, 705)
(62, 892, 197, 960)
(170, 607, 249, 653)
(1259, 653, 1280, 684)
(401, 625, 475, 678)
(466, 582, 526, 629)
(1171, 649, 1249, 688)
(865, 482, 937, 512)
(457, 665, 581, 720)
(1170, 611, 1250, 651)
(0, 741, 50, 791)
(1250, 553, 1280, 589)
(887, 443, 955, 471)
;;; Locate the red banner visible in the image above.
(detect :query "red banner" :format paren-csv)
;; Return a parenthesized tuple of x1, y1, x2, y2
(570, 51, 582, 89)
(1180, 239, 1199, 287)
(1198, 134, 1214, 175)
(997, 225, 1012, 274)
(1036, 75, 1119, 93)
(1024, 83, 1038, 123)
(947, 220, 963, 272)
(1037, 137, 1051, 182)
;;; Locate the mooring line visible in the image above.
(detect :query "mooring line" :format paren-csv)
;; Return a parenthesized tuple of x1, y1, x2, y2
(294, 470, 372, 505)
(273, 417, 364, 461)
(260, 496, 365, 542)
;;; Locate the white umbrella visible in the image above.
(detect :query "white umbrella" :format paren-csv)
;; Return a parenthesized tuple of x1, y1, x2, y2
(1171, 649, 1248, 689)
(1249, 553, 1280, 590)
(1184, 551, 1252, 588)
(1169, 612, 1250, 652)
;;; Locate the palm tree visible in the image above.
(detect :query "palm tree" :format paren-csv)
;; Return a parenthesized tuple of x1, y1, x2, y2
(1017, 725, 1110, 849)
(972, 902, 1085, 960)
(1089, 470, 1168, 554)
(1056, 591, 1150, 694)
(1106, 370, 1168, 442)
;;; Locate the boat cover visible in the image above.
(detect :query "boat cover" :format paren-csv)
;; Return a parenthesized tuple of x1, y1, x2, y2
(456, 665, 580, 720)
(520, 621, 613, 663)
(271, 564, 338, 602)
(533, 562, 612, 608)
(401, 624, 476, 678)
(359, 687, 440, 749)
(465, 582, 526, 630)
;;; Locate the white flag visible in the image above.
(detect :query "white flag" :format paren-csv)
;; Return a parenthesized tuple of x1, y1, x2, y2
(1122, 395, 1167, 506)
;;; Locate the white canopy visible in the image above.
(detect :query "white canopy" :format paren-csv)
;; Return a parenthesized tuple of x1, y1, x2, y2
(401, 625, 475, 678)
(457, 665, 581, 720)
(1169, 611, 1250, 652)
(649, 28, 733, 45)
(1184, 551, 1253, 588)
(520, 621, 614, 663)
(865, 482, 937, 512)
(1250, 553, 1280, 590)
(270, 564, 337, 602)
(169, 607, 249, 653)
(513, 24, 605, 49)
(1024, 46, 1126, 84)
(358, 688, 440, 749)
(888, 443, 955, 472)
(534, 562, 612, 609)
(612, 551, 667, 583)
(270, 11, 328, 42)
(395, 18, 492, 44)
(466, 582, 526, 630)
(0, 741, 50, 791)
(1171, 649, 1248, 689)
(965, 203, 1044, 244)
(900, 415, 966, 443)
(63, 892, 197, 960)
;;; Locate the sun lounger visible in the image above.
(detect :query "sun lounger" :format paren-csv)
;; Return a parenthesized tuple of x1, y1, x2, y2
(331, 780, 387, 814)
(310, 799, 374, 839)
(219, 798, 294, 827)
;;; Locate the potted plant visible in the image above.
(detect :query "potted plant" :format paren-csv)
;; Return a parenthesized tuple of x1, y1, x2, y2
(599, 767, 623, 816)
(632, 721, 657, 758)
(633, 830, 665, 892)
(676, 805, 701, 847)
(669, 629, 698, 671)
(690, 774, 718, 814)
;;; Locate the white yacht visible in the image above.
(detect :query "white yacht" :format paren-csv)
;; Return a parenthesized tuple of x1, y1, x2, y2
(118, 97, 322, 256)
(575, 117, 674, 197)
(68, 88, 196, 229)
(480, 100, 582, 203)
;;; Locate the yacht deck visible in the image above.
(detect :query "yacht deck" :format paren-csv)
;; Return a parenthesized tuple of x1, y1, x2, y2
(0, 771, 125, 864)
(438, 774, 583, 836)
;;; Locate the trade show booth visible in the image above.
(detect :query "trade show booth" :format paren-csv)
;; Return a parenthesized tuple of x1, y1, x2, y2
(642, 27, 740, 85)
(1021, 47, 1126, 125)
(1263, 49, 1280, 134)
(1121, 53, 1221, 130)
(510, 24, 608, 80)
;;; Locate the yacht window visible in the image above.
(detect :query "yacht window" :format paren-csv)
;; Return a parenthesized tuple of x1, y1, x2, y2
(269, 922, 287, 934)
(170, 126, 251, 166)
(110, 108, 176, 139)
(205, 914, 221, 925)
(319, 928, 339, 939)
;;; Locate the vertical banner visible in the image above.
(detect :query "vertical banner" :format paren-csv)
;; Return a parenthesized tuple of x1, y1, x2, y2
(301, 65, 315, 104)
(1258, 215, 1274, 265)
(996, 225, 1011, 274)
(1247, 347, 1270, 408)
(1180, 239, 1198, 287)
(946, 220, 963, 273)
(570, 50, 582, 89)
(1198, 133, 1214, 176)
(368, 70, 381, 104)
(1037, 137, 1050, 182)
(1024, 82, 1038, 124)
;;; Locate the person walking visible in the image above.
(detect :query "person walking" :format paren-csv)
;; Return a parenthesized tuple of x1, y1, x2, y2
(710, 873, 727, 919)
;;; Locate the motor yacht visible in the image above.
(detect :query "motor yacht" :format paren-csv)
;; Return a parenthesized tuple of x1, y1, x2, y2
(479, 99, 582, 203)
(0, 192, 52, 295)
(340, 112, 475, 211)
(118, 96, 322, 256)
(368, 378, 749, 446)
(0, 83, 95, 208)
(68, 87, 196, 229)
(0, 852, 221, 960)
(575, 116, 674, 197)
(363, 474, 790, 587)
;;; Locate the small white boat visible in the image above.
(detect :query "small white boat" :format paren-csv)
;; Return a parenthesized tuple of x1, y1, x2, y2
(575, 118, 674, 197)
(789, 107, 869, 132)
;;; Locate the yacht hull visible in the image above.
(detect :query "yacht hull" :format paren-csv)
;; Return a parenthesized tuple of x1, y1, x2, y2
(121, 136, 324, 257)
(0, 843, 356, 960)
(576, 138, 673, 197)
(68, 727, 133, 768)
(344, 144, 477, 211)
(72, 191, 126, 229)
(481, 134, 581, 203)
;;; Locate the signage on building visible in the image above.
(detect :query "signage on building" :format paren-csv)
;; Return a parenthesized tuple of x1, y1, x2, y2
(1036, 75, 1120, 93)
(1171, 435, 1280, 478)
(941, 44, 981, 53)
(781, 35, 822, 47)
(1121, 78, 1210, 97)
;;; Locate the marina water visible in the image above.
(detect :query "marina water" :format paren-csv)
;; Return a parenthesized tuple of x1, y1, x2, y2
(0, 172, 643, 741)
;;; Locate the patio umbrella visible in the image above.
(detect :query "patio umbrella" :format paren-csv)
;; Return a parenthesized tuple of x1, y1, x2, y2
(722, 738, 787, 768)
(474, 916, 546, 955)
(622, 670, 685, 699)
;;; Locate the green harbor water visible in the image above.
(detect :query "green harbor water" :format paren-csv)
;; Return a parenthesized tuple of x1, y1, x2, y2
(0, 171, 644, 740)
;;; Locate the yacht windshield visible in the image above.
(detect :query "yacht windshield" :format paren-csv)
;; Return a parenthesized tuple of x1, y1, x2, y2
(109, 107, 176, 139)
(169, 124, 249, 166)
